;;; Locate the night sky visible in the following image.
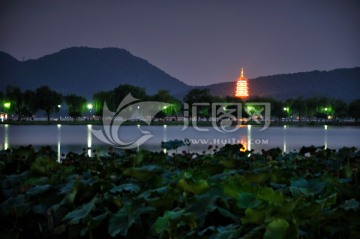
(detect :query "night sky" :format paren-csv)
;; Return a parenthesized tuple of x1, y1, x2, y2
(0, 0, 359, 86)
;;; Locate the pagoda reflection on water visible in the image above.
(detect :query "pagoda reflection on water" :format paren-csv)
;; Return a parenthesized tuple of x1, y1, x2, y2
(235, 67, 249, 98)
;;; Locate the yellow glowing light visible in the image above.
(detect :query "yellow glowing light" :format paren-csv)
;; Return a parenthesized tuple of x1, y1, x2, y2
(235, 67, 249, 98)
(4, 102, 11, 109)
(239, 137, 247, 152)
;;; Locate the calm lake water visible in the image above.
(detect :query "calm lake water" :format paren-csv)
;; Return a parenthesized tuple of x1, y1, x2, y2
(0, 124, 359, 160)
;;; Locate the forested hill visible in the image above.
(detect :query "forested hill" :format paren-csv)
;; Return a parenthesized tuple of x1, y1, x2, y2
(206, 68, 360, 102)
(1, 47, 359, 102)
(0, 47, 191, 98)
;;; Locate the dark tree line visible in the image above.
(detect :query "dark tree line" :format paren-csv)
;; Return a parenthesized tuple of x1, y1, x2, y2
(92, 84, 181, 119)
(1, 84, 360, 122)
(2, 86, 62, 121)
(1, 86, 86, 122)
(0, 84, 181, 122)
(181, 89, 360, 122)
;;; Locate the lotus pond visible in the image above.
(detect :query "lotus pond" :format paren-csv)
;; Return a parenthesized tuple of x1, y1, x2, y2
(0, 144, 359, 239)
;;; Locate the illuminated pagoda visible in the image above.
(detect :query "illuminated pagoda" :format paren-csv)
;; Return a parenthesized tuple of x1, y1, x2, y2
(235, 67, 249, 98)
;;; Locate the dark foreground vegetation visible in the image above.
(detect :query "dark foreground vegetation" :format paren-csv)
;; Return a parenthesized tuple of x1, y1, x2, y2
(0, 144, 359, 238)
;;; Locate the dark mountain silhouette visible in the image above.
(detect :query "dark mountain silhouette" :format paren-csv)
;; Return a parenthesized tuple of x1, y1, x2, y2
(0, 47, 359, 102)
(0, 47, 191, 98)
(205, 68, 360, 102)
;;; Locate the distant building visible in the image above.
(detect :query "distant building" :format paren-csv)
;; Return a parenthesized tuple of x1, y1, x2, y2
(235, 67, 249, 98)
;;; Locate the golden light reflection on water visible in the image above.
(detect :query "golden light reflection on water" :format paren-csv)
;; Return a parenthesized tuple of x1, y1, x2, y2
(237, 125, 248, 128)
(237, 125, 252, 152)
(87, 125, 92, 157)
(239, 136, 247, 152)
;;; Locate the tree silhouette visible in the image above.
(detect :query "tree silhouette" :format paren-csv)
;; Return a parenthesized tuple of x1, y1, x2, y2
(23, 90, 37, 119)
(292, 97, 306, 122)
(35, 86, 62, 122)
(65, 94, 87, 121)
(349, 99, 360, 122)
(93, 91, 109, 116)
(183, 89, 214, 118)
(152, 90, 181, 117)
(107, 84, 147, 112)
(5, 86, 24, 121)
(331, 99, 347, 121)
(271, 99, 286, 122)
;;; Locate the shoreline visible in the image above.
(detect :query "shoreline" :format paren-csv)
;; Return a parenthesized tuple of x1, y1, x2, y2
(1, 120, 360, 127)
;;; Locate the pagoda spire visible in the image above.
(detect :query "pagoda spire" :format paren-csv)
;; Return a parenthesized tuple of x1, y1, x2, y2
(235, 67, 249, 98)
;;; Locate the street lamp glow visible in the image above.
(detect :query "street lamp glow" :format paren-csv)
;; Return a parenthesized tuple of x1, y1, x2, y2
(247, 106, 254, 112)
(4, 102, 11, 109)
(58, 104, 61, 108)
(87, 103, 93, 110)
(324, 107, 328, 111)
